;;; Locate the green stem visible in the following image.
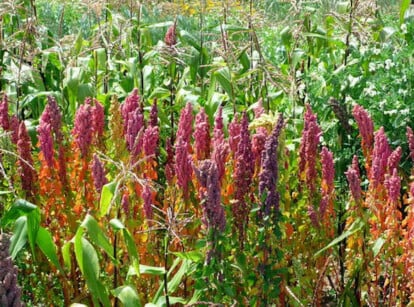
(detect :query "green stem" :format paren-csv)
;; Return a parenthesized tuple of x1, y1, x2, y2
(163, 232, 170, 307)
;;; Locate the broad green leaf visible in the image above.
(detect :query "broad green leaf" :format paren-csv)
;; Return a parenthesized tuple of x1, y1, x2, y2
(145, 21, 173, 28)
(139, 264, 165, 275)
(155, 296, 186, 306)
(27, 208, 40, 259)
(80, 214, 114, 261)
(113, 285, 142, 307)
(214, 67, 233, 101)
(62, 241, 72, 271)
(1, 198, 37, 227)
(10, 216, 27, 259)
(401, 0, 411, 23)
(179, 30, 200, 50)
(212, 24, 248, 32)
(74, 232, 110, 307)
(99, 181, 117, 217)
(123, 228, 140, 269)
(153, 257, 181, 302)
(36, 227, 63, 272)
(171, 251, 203, 263)
(167, 259, 191, 294)
(372, 237, 386, 257)
(315, 218, 364, 256)
(109, 218, 125, 230)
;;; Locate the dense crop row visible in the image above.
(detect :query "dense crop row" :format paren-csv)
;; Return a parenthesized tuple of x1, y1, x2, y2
(1, 86, 414, 305)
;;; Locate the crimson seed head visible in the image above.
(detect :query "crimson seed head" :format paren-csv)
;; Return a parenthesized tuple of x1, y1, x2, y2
(407, 126, 414, 162)
(212, 107, 229, 181)
(91, 154, 108, 194)
(121, 89, 140, 133)
(175, 136, 193, 199)
(193, 159, 226, 232)
(228, 114, 241, 154)
(37, 122, 54, 167)
(259, 115, 284, 218)
(126, 108, 144, 155)
(92, 99, 105, 138)
(299, 104, 321, 193)
(17, 121, 36, 198)
(121, 192, 130, 215)
(233, 112, 254, 244)
(142, 184, 153, 220)
(371, 127, 391, 187)
(165, 23, 177, 47)
(9, 115, 19, 144)
(0, 94, 10, 131)
(0, 234, 24, 307)
(176, 102, 193, 144)
(194, 107, 211, 160)
(321, 146, 335, 195)
(387, 146, 402, 173)
(73, 103, 93, 157)
(43, 96, 63, 141)
(352, 104, 374, 158)
(345, 158, 362, 202)
(385, 168, 400, 203)
(143, 125, 159, 157)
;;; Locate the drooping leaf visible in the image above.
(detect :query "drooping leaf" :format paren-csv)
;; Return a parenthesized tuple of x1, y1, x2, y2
(401, 0, 411, 24)
(74, 231, 110, 307)
(171, 250, 203, 263)
(36, 227, 63, 272)
(27, 208, 40, 259)
(10, 216, 27, 259)
(80, 214, 115, 261)
(372, 236, 386, 257)
(99, 181, 118, 217)
(315, 218, 364, 256)
(1, 199, 37, 227)
(113, 285, 142, 307)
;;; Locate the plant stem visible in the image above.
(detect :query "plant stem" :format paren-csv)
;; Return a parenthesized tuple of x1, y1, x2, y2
(200, 0, 205, 94)
(137, 4, 145, 97)
(344, 0, 356, 65)
(163, 232, 170, 307)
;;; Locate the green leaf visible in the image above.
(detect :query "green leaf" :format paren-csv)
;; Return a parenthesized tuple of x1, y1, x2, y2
(1, 199, 37, 228)
(62, 241, 72, 271)
(99, 181, 117, 217)
(214, 67, 233, 101)
(27, 208, 40, 259)
(401, 0, 411, 24)
(145, 21, 173, 29)
(109, 218, 125, 230)
(179, 30, 200, 50)
(36, 227, 63, 272)
(10, 216, 28, 259)
(74, 232, 111, 307)
(123, 228, 140, 269)
(80, 215, 115, 261)
(167, 259, 190, 294)
(139, 264, 166, 275)
(113, 285, 142, 307)
(171, 251, 203, 263)
(315, 218, 364, 257)
(372, 236, 386, 257)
